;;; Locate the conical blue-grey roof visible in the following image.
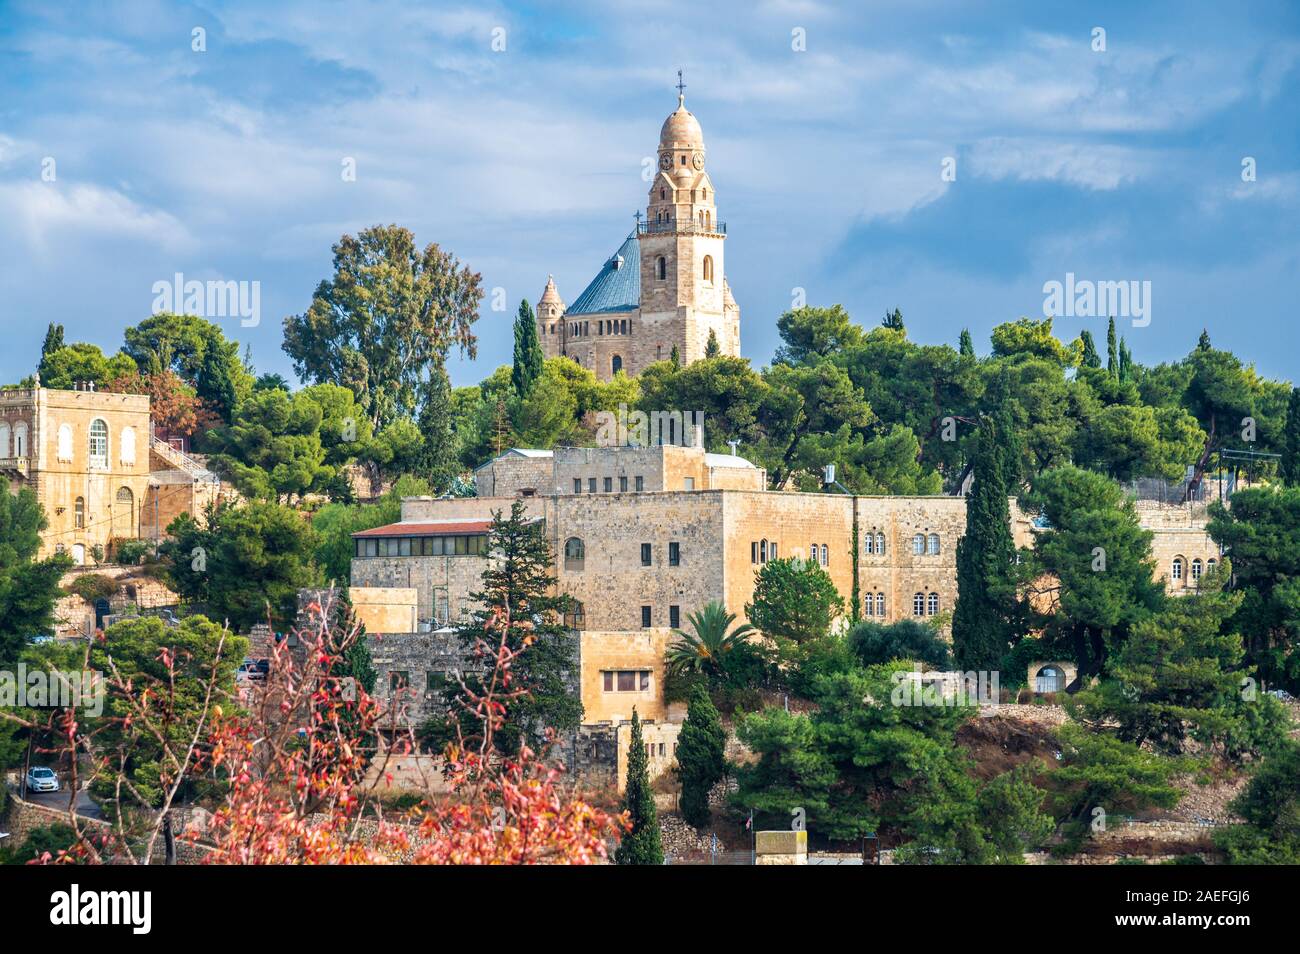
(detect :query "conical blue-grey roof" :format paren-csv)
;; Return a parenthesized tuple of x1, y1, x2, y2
(566, 232, 640, 316)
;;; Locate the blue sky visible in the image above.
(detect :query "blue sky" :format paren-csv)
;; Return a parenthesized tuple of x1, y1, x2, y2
(1, 0, 1297, 387)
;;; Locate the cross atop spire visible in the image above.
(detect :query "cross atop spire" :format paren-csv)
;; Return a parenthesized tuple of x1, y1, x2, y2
(676, 68, 686, 106)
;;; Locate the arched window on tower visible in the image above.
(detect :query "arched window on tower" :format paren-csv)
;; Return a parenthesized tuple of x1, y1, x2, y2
(612, 355, 623, 375)
(702, 255, 714, 283)
(656, 256, 667, 281)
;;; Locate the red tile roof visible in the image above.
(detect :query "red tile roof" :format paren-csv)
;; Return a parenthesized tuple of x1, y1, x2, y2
(352, 520, 493, 539)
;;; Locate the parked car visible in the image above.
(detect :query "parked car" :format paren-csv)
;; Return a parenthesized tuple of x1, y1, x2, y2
(25, 767, 59, 794)
(236, 658, 270, 683)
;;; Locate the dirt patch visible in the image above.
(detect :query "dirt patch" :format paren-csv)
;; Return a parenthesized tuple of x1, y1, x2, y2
(956, 710, 1062, 781)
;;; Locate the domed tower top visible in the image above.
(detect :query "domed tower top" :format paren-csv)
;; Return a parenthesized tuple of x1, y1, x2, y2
(537, 274, 565, 319)
(657, 70, 705, 179)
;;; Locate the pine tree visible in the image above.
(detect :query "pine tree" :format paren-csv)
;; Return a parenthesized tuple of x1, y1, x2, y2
(1079, 330, 1101, 369)
(704, 328, 721, 358)
(511, 299, 544, 397)
(615, 709, 663, 865)
(675, 684, 726, 830)
(455, 500, 582, 751)
(416, 363, 458, 493)
(1197, 328, 1212, 351)
(1106, 317, 1119, 376)
(881, 307, 905, 333)
(1281, 387, 1300, 486)
(952, 413, 1023, 670)
(958, 328, 974, 357)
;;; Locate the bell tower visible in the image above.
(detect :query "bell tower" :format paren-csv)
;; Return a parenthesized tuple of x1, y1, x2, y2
(637, 73, 739, 367)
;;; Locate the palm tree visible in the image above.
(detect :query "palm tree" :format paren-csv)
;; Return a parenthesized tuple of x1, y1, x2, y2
(666, 601, 756, 683)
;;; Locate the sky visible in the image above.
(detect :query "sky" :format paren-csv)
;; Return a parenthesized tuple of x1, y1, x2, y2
(1, 0, 1297, 388)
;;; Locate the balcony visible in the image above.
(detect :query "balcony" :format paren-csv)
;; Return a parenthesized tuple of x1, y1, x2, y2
(0, 457, 31, 480)
(637, 218, 726, 237)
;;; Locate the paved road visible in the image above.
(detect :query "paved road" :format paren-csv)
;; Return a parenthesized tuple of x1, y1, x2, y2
(17, 784, 105, 821)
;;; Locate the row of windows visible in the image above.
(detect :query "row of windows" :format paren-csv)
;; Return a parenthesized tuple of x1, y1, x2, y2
(573, 475, 646, 494)
(863, 593, 887, 616)
(642, 605, 682, 628)
(563, 538, 681, 569)
(809, 543, 829, 566)
(4, 418, 134, 468)
(653, 254, 714, 281)
(354, 534, 489, 558)
(1171, 556, 1217, 583)
(861, 532, 942, 556)
(912, 592, 942, 616)
(750, 539, 779, 563)
(65, 486, 135, 531)
(602, 670, 651, 692)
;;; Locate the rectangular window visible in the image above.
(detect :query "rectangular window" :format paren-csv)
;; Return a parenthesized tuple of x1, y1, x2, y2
(430, 537, 445, 555)
(641, 543, 652, 566)
(771, 542, 778, 559)
(751, 542, 758, 564)
(384, 539, 400, 556)
(454, 536, 468, 555)
(683, 477, 695, 491)
(641, 606, 652, 628)
(603, 671, 613, 691)
(619, 476, 628, 492)
(573, 478, 582, 494)
(588, 477, 597, 493)
(669, 605, 680, 628)
(398, 537, 412, 557)
(426, 671, 445, 696)
(603, 477, 613, 492)
(635, 476, 644, 491)
(617, 671, 637, 691)
(604, 670, 651, 693)
(366, 539, 378, 557)
(668, 542, 680, 566)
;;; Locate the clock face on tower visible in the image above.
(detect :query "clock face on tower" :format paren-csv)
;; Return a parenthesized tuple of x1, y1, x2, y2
(659, 153, 673, 171)
(692, 152, 705, 170)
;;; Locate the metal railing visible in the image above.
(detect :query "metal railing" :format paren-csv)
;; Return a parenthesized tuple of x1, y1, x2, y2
(637, 219, 726, 236)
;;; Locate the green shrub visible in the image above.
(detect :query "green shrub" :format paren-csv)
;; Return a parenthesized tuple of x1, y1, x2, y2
(65, 573, 117, 602)
(113, 538, 150, 566)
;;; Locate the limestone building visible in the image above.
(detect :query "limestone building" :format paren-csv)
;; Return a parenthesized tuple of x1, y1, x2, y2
(536, 84, 740, 380)
(0, 381, 222, 564)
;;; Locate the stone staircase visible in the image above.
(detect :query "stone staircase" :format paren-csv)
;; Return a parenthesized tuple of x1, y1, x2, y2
(149, 435, 218, 483)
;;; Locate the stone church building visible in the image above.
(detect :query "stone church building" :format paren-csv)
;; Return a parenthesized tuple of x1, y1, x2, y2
(535, 87, 740, 380)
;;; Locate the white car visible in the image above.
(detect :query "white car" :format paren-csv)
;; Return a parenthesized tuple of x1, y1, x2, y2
(25, 767, 60, 793)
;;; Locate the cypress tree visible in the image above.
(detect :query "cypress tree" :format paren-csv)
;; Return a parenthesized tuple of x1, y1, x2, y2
(196, 345, 237, 424)
(1118, 337, 1133, 383)
(952, 414, 1023, 670)
(615, 709, 663, 865)
(669, 344, 681, 369)
(705, 328, 721, 358)
(1106, 317, 1119, 376)
(1281, 387, 1300, 486)
(1197, 328, 1212, 351)
(959, 328, 974, 357)
(416, 363, 457, 493)
(1079, 330, 1101, 369)
(675, 684, 726, 830)
(40, 322, 64, 363)
(511, 299, 543, 397)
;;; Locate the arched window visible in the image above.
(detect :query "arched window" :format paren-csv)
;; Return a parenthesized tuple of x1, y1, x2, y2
(864, 533, 875, 555)
(13, 422, 27, 457)
(57, 423, 73, 462)
(114, 486, 134, 538)
(71, 543, 85, 566)
(876, 532, 886, 555)
(564, 537, 585, 571)
(1207, 558, 1218, 573)
(760, 539, 768, 563)
(927, 533, 940, 555)
(1191, 558, 1203, 583)
(564, 601, 586, 630)
(1035, 665, 1064, 693)
(808, 541, 816, 564)
(927, 592, 939, 615)
(1171, 557, 1184, 582)
(0, 422, 8, 456)
(876, 593, 886, 617)
(912, 534, 925, 555)
(74, 496, 85, 529)
(703, 255, 714, 282)
(612, 355, 623, 375)
(89, 419, 108, 469)
(120, 426, 136, 465)
(820, 544, 829, 566)
(913, 592, 925, 616)
(864, 594, 874, 616)
(656, 256, 667, 280)
(660, 188, 665, 200)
